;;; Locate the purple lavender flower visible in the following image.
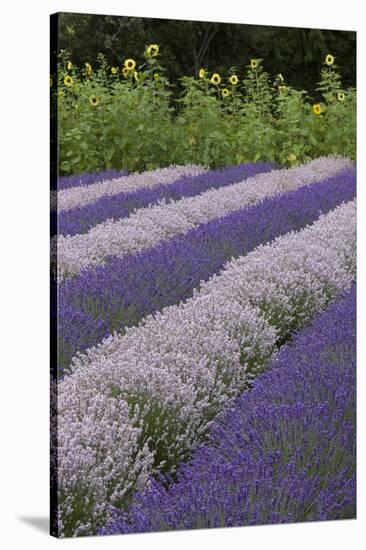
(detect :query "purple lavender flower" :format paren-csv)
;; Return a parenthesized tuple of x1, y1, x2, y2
(100, 287, 356, 535)
(58, 167, 355, 372)
(57, 169, 128, 191)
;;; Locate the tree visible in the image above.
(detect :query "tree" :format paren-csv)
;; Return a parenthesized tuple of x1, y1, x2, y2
(56, 13, 356, 95)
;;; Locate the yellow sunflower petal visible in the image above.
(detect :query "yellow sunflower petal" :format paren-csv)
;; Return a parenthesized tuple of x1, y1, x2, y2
(210, 73, 221, 85)
(89, 96, 99, 107)
(146, 44, 159, 57)
(63, 75, 73, 87)
(124, 58, 136, 71)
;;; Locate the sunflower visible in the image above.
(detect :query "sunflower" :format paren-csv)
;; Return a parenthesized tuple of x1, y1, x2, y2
(250, 59, 258, 70)
(199, 68, 206, 79)
(146, 44, 159, 57)
(67, 61, 72, 71)
(312, 103, 322, 116)
(337, 91, 346, 102)
(325, 54, 335, 66)
(210, 73, 221, 85)
(89, 95, 99, 107)
(124, 58, 136, 71)
(122, 67, 129, 77)
(229, 75, 238, 85)
(63, 75, 73, 87)
(222, 88, 230, 98)
(111, 67, 118, 75)
(153, 73, 159, 81)
(85, 62, 92, 75)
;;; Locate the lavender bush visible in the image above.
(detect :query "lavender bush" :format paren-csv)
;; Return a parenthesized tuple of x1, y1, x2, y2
(101, 286, 356, 534)
(58, 168, 128, 190)
(56, 162, 277, 236)
(56, 201, 355, 536)
(58, 166, 356, 372)
(55, 155, 353, 279)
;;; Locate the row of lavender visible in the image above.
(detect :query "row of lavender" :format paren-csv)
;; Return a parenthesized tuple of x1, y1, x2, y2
(55, 188, 356, 538)
(57, 166, 356, 373)
(58, 168, 129, 190)
(101, 286, 356, 534)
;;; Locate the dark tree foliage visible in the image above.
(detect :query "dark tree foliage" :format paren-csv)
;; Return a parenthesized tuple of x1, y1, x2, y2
(57, 12, 356, 97)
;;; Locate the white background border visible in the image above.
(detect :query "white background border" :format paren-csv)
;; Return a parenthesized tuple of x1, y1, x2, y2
(0, 0, 365, 547)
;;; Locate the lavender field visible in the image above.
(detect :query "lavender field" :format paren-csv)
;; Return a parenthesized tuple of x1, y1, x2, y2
(52, 158, 356, 537)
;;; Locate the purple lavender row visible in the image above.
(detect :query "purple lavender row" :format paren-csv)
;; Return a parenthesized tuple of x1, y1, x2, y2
(58, 167, 356, 373)
(58, 169, 128, 191)
(101, 286, 356, 535)
(55, 162, 277, 236)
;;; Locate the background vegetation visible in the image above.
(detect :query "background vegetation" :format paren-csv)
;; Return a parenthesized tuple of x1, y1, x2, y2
(57, 13, 356, 96)
(52, 13, 356, 175)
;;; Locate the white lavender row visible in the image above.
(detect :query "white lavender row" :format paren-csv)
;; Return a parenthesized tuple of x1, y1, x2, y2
(56, 164, 207, 212)
(56, 155, 353, 280)
(57, 200, 356, 536)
